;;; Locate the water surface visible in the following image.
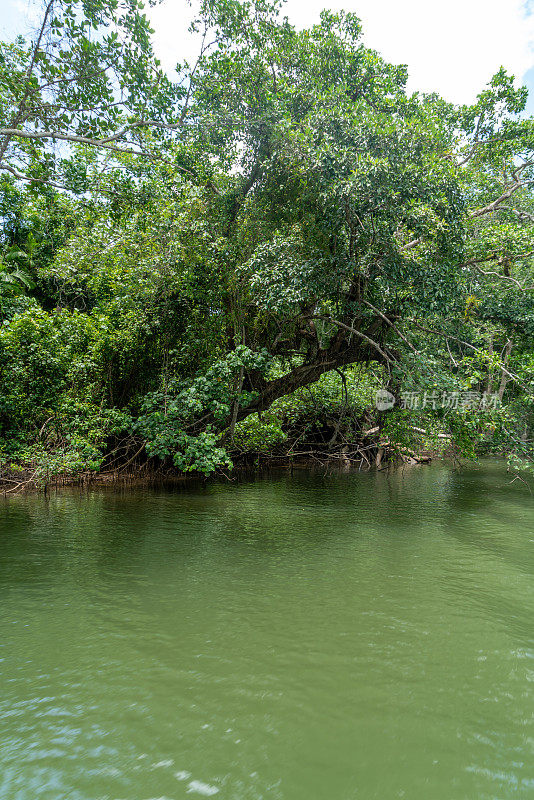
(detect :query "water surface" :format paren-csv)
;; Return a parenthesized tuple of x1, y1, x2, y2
(1, 462, 533, 799)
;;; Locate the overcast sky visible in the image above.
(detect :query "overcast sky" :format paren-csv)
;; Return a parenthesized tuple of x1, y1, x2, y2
(5, 0, 534, 111)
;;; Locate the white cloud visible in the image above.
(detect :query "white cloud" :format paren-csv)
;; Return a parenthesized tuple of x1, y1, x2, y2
(315, 0, 534, 102)
(149, 0, 534, 104)
(3, 0, 534, 105)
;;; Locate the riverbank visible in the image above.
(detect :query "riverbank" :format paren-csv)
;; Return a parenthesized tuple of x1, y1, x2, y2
(0, 430, 450, 495)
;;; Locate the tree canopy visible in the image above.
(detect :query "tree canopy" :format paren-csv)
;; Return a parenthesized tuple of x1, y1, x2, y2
(1, 0, 534, 479)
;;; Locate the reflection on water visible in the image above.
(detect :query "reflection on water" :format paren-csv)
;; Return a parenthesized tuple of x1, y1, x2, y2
(0, 462, 533, 799)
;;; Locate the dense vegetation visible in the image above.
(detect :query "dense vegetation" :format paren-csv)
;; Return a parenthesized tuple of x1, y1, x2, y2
(1, 0, 534, 484)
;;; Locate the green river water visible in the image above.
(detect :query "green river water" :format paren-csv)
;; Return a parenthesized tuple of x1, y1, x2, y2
(0, 461, 533, 799)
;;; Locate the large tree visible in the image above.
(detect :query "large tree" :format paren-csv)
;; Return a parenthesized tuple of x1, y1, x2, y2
(2, 0, 534, 473)
(165, 1, 534, 429)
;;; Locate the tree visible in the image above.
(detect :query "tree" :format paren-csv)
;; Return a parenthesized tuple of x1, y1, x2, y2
(3, 0, 534, 476)
(0, 0, 183, 190)
(167, 2, 534, 434)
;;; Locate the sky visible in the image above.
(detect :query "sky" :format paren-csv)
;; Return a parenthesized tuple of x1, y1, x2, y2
(4, 0, 534, 111)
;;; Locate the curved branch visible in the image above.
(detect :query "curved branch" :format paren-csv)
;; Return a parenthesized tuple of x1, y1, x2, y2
(314, 315, 394, 364)
(0, 163, 67, 189)
(361, 300, 419, 353)
(408, 321, 526, 389)
(471, 175, 534, 219)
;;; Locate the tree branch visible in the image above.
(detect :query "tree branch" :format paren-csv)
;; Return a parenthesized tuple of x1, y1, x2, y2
(361, 300, 419, 353)
(0, 124, 181, 153)
(0, 163, 67, 189)
(408, 321, 526, 389)
(314, 315, 394, 364)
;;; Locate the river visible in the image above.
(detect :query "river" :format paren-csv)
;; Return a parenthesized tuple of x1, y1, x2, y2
(1, 462, 533, 799)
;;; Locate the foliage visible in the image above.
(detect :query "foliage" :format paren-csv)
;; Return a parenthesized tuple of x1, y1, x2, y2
(135, 346, 271, 473)
(0, 0, 182, 188)
(1, 0, 534, 479)
(232, 367, 380, 454)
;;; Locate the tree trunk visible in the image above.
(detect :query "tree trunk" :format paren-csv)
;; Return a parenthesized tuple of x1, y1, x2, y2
(486, 335, 493, 395)
(234, 341, 376, 425)
(498, 339, 512, 402)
